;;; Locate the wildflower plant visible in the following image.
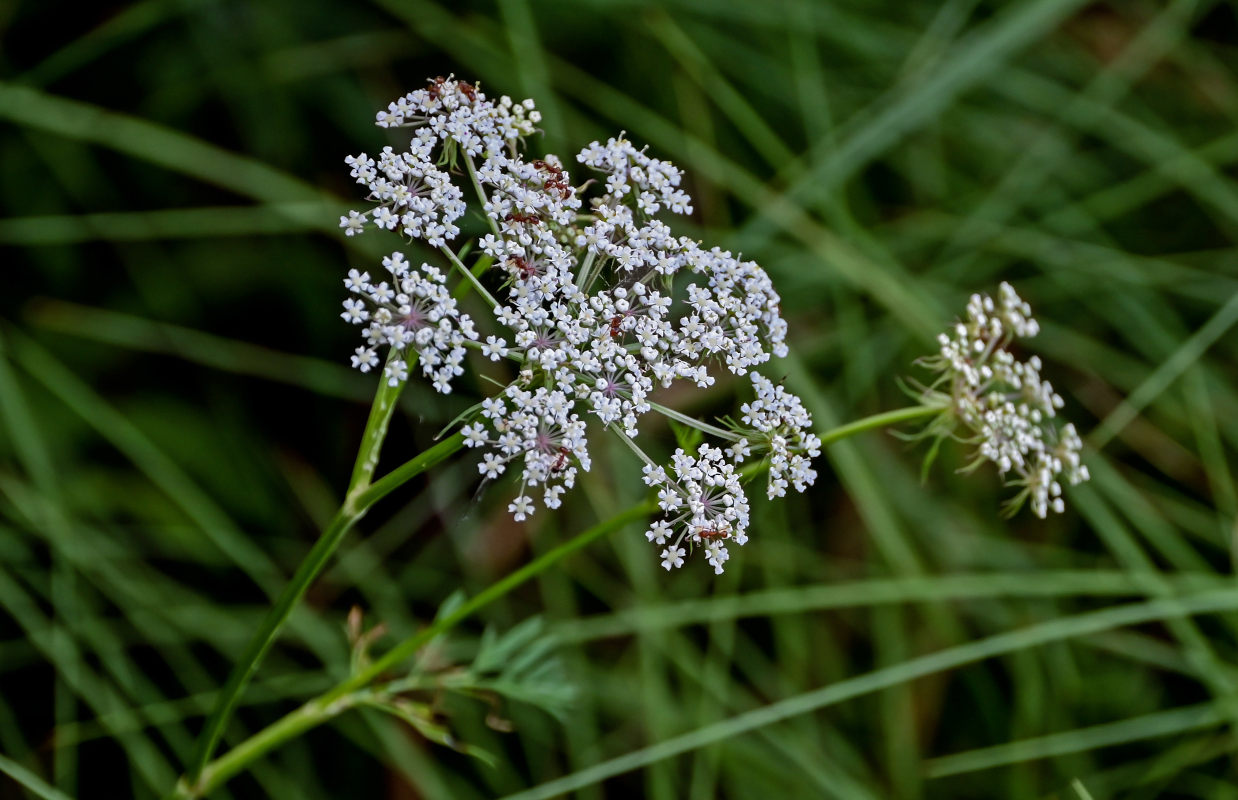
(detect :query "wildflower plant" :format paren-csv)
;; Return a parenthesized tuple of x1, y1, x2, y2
(339, 76, 814, 573)
(175, 77, 1092, 799)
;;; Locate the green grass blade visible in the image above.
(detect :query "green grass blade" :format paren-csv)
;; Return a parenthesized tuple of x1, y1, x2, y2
(0, 752, 77, 800)
(925, 701, 1226, 778)
(501, 589, 1238, 800)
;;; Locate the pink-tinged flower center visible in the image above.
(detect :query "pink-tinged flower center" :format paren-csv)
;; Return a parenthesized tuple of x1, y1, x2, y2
(533, 430, 556, 454)
(402, 306, 428, 330)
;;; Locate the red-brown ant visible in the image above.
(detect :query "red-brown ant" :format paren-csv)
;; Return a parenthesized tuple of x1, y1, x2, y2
(530, 159, 572, 199)
(509, 255, 538, 280)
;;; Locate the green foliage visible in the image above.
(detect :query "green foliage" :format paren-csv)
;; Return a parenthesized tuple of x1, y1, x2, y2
(3, 0, 1238, 798)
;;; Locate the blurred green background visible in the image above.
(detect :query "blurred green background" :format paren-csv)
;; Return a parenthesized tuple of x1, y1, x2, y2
(4, 0, 1238, 798)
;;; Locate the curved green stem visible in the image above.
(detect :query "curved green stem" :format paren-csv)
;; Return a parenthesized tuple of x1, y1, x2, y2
(354, 432, 465, 510)
(174, 508, 361, 797)
(180, 359, 466, 789)
(346, 362, 408, 493)
(816, 404, 942, 446)
(178, 403, 943, 797)
(181, 246, 493, 789)
(646, 400, 742, 442)
(183, 502, 655, 798)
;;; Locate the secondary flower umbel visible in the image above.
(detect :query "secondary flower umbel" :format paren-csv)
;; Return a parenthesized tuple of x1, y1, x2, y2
(916, 283, 1089, 518)
(337, 77, 819, 573)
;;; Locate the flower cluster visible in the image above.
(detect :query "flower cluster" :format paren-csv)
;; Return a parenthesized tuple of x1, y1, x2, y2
(338, 76, 819, 573)
(577, 136, 694, 216)
(341, 253, 476, 392)
(461, 385, 590, 521)
(731, 374, 822, 499)
(918, 283, 1089, 518)
(341, 77, 539, 246)
(642, 444, 750, 574)
(340, 142, 464, 247)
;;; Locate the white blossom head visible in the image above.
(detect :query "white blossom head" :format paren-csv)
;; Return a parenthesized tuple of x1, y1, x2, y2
(341, 253, 477, 393)
(917, 282, 1089, 518)
(642, 444, 751, 575)
(337, 78, 819, 574)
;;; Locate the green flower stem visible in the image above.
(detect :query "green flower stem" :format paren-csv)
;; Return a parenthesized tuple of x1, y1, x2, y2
(453, 254, 494, 299)
(181, 248, 495, 794)
(575, 249, 597, 291)
(464, 153, 501, 238)
(816, 404, 943, 446)
(183, 502, 657, 799)
(181, 360, 467, 788)
(645, 400, 742, 442)
(182, 366, 401, 784)
(346, 362, 409, 495)
(353, 432, 465, 510)
(178, 403, 944, 797)
(441, 245, 498, 309)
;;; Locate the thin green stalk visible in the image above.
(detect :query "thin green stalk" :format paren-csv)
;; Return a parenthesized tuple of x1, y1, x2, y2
(816, 404, 942, 446)
(178, 403, 941, 796)
(185, 502, 656, 798)
(646, 400, 741, 442)
(576, 249, 597, 291)
(182, 362, 466, 787)
(440, 245, 498, 309)
(609, 424, 660, 471)
(464, 153, 501, 238)
(347, 363, 409, 493)
(183, 252, 491, 790)
(354, 432, 465, 510)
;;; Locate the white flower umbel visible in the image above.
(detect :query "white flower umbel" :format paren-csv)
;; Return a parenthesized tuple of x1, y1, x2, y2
(731, 374, 823, 499)
(918, 282, 1089, 518)
(341, 252, 477, 393)
(338, 76, 820, 573)
(460, 385, 591, 517)
(641, 443, 751, 575)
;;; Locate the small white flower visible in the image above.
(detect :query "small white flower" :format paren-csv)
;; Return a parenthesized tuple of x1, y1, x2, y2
(384, 358, 409, 387)
(660, 546, 685, 571)
(351, 347, 378, 372)
(340, 210, 367, 236)
(341, 298, 369, 323)
(481, 335, 509, 361)
(461, 422, 489, 447)
(508, 494, 535, 521)
(479, 453, 506, 479)
(645, 520, 671, 544)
